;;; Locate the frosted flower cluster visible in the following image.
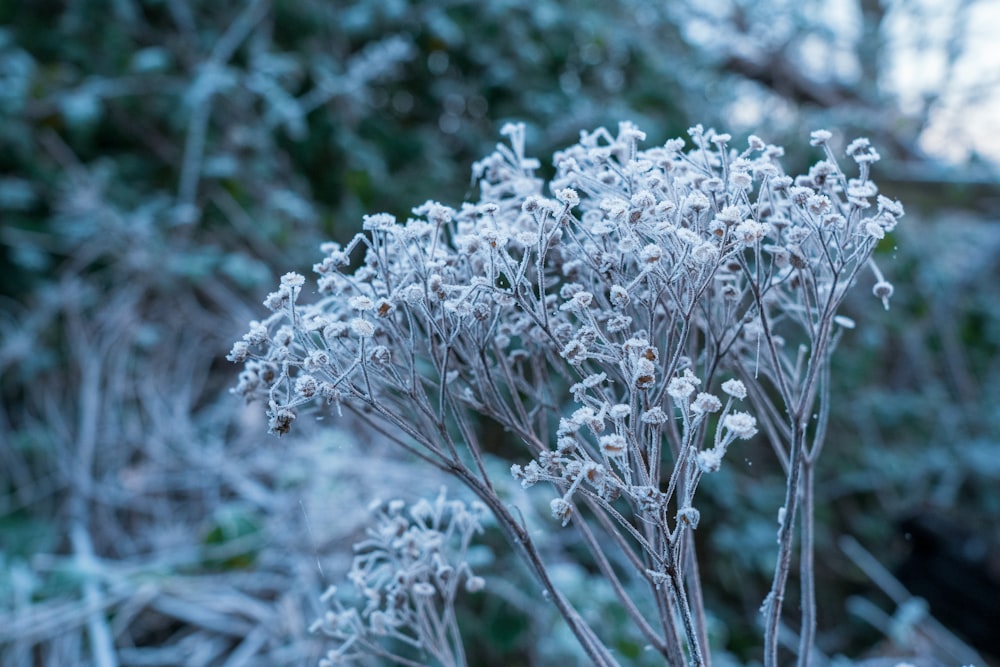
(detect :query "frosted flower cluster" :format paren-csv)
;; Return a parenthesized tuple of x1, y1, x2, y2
(310, 490, 486, 667)
(231, 121, 901, 667)
(230, 122, 898, 441)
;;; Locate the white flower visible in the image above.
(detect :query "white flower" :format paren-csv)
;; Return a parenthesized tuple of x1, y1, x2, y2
(696, 449, 723, 473)
(724, 412, 758, 439)
(664, 137, 685, 153)
(691, 393, 722, 415)
(556, 188, 580, 206)
(873, 280, 894, 310)
(721, 378, 747, 399)
(599, 434, 627, 457)
(573, 291, 594, 308)
(227, 341, 250, 363)
(676, 228, 701, 245)
(263, 288, 289, 312)
(633, 358, 656, 390)
(683, 192, 710, 215)
(609, 285, 630, 308)
(609, 404, 631, 419)
(550, 498, 572, 526)
(692, 242, 719, 264)
(877, 195, 905, 217)
(570, 406, 596, 426)
(807, 194, 831, 215)
(349, 295, 375, 311)
(361, 213, 396, 230)
(676, 506, 701, 529)
(863, 220, 886, 240)
(400, 284, 425, 304)
(809, 129, 832, 146)
(846, 138, 880, 164)
(631, 190, 656, 209)
(280, 272, 306, 288)
(295, 374, 318, 399)
(304, 349, 331, 371)
(349, 318, 375, 338)
(640, 243, 663, 263)
(561, 340, 588, 365)
(243, 321, 268, 345)
(667, 377, 695, 401)
(730, 171, 753, 190)
(641, 407, 668, 424)
(735, 220, 770, 245)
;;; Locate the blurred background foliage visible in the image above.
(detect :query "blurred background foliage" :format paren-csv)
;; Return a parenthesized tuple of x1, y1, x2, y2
(1, 0, 998, 665)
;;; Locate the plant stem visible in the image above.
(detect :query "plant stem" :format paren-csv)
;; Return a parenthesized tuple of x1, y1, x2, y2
(797, 460, 816, 667)
(763, 421, 805, 667)
(459, 471, 621, 667)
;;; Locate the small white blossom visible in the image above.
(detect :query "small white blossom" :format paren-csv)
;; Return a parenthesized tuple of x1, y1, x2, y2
(227, 341, 250, 363)
(349, 318, 375, 338)
(677, 506, 701, 529)
(696, 449, 723, 473)
(863, 220, 886, 240)
(349, 295, 375, 311)
(691, 392, 722, 415)
(667, 377, 695, 401)
(633, 358, 656, 390)
(721, 379, 747, 399)
(724, 412, 758, 439)
(361, 213, 396, 230)
(295, 374, 318, 399)
(631, 190, 656, 210)
(263, 288, 290, 312)
(609, 403, 631, 419)
(683, 192, 711, 215)
(609, 285, 630, 308)
(676, 228, 701, 245)
(550, 498, 572, 526)
(873, 280, 894, 310)
(281, 272, 306, 288)
(243, 321, 268, 346)
(730, 171, 753, 190)
(556, 188, 580, 206)
(561, 340, 588, 365)
(735, 220, 770, 245)
(692, 242, 719, 264)
(599, 434, 627, 457)
(809, 129, 832, 146)
(640, 244, 663, 263)
(641, 407, 668, 424)
(400, 284, 425, 304)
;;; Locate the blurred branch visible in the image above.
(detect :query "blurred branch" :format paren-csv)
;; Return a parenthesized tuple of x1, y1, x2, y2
(840, 535, 986, 667)
(177, 0, 271, 221)
(722, 49, 857, 109)
(71, 523, 119, 667)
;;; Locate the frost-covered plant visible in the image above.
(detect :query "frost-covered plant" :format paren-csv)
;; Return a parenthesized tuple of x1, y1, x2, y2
(310, 490, 486, 667)
(231, 122, 900, 666)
